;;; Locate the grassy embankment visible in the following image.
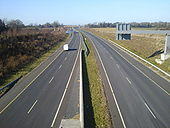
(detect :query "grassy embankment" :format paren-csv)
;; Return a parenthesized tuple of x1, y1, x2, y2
(82, 28, 170, 79)
(82, 34, 111, 127)
(0, 28, 68, 88)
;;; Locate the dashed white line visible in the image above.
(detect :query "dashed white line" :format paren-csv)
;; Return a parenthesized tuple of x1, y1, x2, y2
(116, 64, 120, 69)
(64, 57, 67, 61)
(89, 37, 127, 128)
(49, 77, 54, 84)
(104, 39, 170, 96)
(27, 100, 38, 114)
(126, 77, 132, 84)
(0, 50, 64, 114)
(59, 65, 62, 69)
(116, 64, 125, 77)
(50, 41, 81, 128)
(144, 102, 156, 119)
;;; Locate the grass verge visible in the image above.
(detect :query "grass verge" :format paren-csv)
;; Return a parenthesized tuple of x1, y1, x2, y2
(82, 34, 111, 127)
(0, 34, 69, 88)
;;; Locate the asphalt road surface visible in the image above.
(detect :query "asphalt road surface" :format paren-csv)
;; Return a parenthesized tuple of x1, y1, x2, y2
(0, 31, 81, 128)
(83, 31, 170, 128)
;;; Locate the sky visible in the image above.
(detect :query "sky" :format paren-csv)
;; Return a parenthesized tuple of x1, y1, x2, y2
(0, 0, 170, 25)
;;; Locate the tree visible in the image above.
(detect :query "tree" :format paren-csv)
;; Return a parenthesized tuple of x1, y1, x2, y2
(0, 19, 6, 32)
(52, 21, 60, 28)
(43, 22, 52, 28)
(6, 19, 24, 29)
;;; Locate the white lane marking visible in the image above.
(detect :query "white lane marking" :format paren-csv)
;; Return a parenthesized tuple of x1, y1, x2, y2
(126, 77, 132, 84)
(116, 50, 170, 96)
(144, 103, 156, 119)
(27, 100, 38, 114)
(64, 57, 67, 61)
(0, 50, 64, 114)
(50, 40, 81, 128)
(68, 52, 70, 55)
(59, 65, 62, 69)
(116, 64, 125, 77)
(0, 32, 75, 114)
(88, 37, 127, 128)
(49, 77, 54, 84)
(108, 39, 170, 78)
(101, 39, 170, 96)
(116, 64, 120, 69)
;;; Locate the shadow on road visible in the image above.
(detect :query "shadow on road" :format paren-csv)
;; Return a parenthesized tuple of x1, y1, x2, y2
(82, 50, 96, 127)
(68, 48, 77, 51)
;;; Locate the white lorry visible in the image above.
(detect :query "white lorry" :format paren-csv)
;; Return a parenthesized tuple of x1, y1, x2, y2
(63, 44, 69, 51)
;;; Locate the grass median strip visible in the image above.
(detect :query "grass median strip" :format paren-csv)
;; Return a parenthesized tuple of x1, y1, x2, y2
(82, 34, 111, 127)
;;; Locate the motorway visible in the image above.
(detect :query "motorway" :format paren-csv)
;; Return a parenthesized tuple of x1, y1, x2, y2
(0, 32, 81, 128)
(82, 31, 170, 128)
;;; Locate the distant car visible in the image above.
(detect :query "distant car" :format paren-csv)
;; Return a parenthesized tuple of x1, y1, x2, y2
(63, 44, 69, 51)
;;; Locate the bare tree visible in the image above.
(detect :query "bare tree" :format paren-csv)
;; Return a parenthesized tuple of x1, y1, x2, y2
(6, 19, 24, 29)
(0, 19, 6, 32)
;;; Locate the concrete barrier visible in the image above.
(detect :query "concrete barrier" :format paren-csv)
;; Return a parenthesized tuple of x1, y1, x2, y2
(80, 33, 89, 56)
(80, 50, 84, 128)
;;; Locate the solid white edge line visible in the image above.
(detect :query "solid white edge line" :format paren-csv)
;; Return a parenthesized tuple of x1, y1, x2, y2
(0, 34, 75, 114)
(50, 36, 81, 128)
(0, 33, 75, 114)
(108, 39, 170, 78)
(109, 43, 170, 96)
(12, 32, 74, 92)
(87, 36, 127, 128)
(95, 35, 170, 96)
(0, 32, 75, 114)
(27, 100, 38, 114)
(0, 50, 64, 114)
(49, 77, 54, 84)
(144, 103, 156, 119)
